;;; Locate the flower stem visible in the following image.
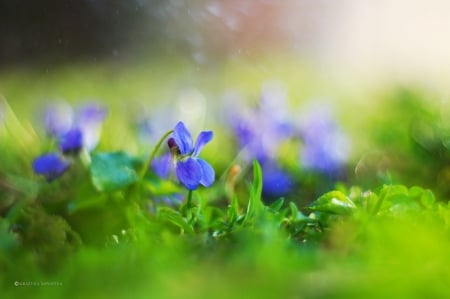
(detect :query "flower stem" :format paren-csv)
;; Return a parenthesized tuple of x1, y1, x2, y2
(187, 189, 193, 210)
(185, 189, 194, 222)
(139, 129, 174, 180)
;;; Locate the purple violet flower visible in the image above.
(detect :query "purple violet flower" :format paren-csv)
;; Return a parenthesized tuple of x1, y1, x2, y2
(151, 152, 172, 179)
(74, 104, 108, 151)
(224, 85, 294, 162)
(299, 103, 350, 173)
(261, 162, 293, 198)
(42, 101, 107, 153)
(168, 121, 215, 190)
(43, 102, 73, 137)
(59, 128, 83, 154)
(223, 85, 295, 198)
(32, 153, 70, 181)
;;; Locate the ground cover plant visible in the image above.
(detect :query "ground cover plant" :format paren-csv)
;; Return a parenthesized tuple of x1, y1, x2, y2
(0, 58, 450, 299)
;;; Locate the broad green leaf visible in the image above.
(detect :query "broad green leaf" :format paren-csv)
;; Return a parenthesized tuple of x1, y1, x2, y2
(409, 186, 436, 208)
(380, 184, 409, 201)
(90, 152, 138, 192)
(309, 191, 356, 215)
(289, 202, 310, 222)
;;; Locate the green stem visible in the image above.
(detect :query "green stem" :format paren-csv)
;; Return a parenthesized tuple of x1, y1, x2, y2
(139, 129, 174, 180)
(186, 190, 193, 221)
(187, 190, 193, 210)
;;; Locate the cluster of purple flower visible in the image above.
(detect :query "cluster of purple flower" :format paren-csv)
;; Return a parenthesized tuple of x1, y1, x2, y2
(298, 103, 350, 174)
(33, 102, 107, 181)
(31, 88, 350, 201)
(224, 85, 351, 198)
(33, 103, 216, 195)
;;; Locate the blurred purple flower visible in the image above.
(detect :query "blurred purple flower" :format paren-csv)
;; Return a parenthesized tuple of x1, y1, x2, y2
(169, 121, 215, 190)
(59, 128, 83, 154)
(223, 84, 295, 198)
(225, 83, 294, 162)
(150, 153, 184, 208)
(261, 162, 293, 198)
(299, 103, 350, 173)
(151, 152, 173, 179)
(42, 101, 107, 153)
(74, 104, 107, 151)
(32, 153, 70, 181)
(43, 102, 73, 136)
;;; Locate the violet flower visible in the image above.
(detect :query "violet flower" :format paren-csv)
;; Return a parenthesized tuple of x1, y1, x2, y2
(59, 128, 83, 154)
(32, 153, 70, 181)
(168, 121, 215, 190)
(261, 162, 293, 199)
(151, 152, 172, 179)
(43, 101, 73, 137)
(43, 101, 107, 153)
(74, 104, 107, 151)
(225, 84, 294, 162)
(223, 85, 295, 198)
(299, 103, 350, 174)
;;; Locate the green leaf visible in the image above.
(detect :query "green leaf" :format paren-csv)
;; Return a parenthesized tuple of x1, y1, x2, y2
(289, 202, 310, 222)
(245, 160, 264, 222)
(309, 191, 356, 215)
(269, 197, 285, 212)
(409, 186, 436, 209)
(227, 195, 240, 224)
(90, 152, 138, 192)
(157, 207, 194, 235)
(289, 201, 300, 219)
(252, 159, 263, 202)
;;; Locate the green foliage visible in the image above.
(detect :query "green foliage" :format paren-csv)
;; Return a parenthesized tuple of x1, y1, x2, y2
(309, 190, 356, 214)
(90, 152, 139, 192)
(244, 160, 264, 223)
(157, 207, 194, 235)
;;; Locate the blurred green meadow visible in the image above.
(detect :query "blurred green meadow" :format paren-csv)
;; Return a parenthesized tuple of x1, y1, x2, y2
(0, 52, 449, 299)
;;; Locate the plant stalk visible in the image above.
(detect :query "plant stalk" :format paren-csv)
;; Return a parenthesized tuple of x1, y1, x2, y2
(139, 129, 174, 180)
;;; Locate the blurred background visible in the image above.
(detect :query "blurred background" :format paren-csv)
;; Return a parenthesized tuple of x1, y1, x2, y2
(2, 0, 450, 87)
